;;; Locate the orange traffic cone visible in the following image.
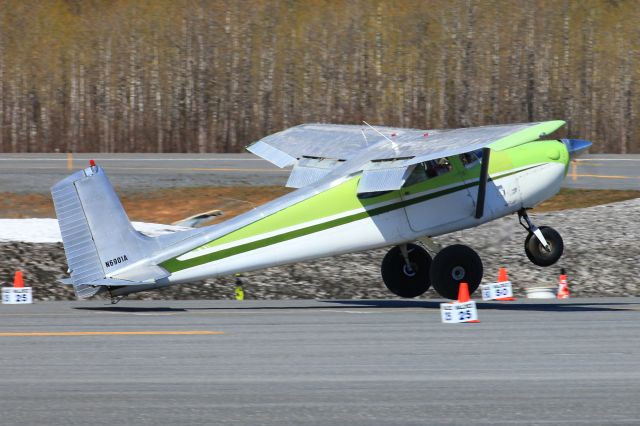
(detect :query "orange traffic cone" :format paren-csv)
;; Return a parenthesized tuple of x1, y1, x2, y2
(13, 271, 24, 288)
(557, 268, 570, 299)
(496, 267, 517, 301)
(457, 282, 479, 322)
(457, 282, 471, 303)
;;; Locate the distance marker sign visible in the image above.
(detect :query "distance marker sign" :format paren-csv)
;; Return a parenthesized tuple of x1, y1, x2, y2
(2, 287, 33, 304)
(481, 282, 513, 301)
(440, 301, 478, 323)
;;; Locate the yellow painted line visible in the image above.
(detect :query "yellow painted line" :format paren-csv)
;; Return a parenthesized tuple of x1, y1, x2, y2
(575, 173, 639, 180)
(570, 161, 577, 182)
(576, 162, 640, 167)
(0, 330, 223, 337)
(576, 158, 640, 162)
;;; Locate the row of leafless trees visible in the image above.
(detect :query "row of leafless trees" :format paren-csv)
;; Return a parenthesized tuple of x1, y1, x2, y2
(0, 0, 637, 153)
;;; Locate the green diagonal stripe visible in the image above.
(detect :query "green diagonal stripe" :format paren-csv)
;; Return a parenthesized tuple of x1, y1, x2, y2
(160, 165, 539, 272)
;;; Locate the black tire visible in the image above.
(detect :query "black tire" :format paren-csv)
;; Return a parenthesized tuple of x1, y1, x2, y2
(381, 244, 432, 298)
(430, 244, 483, 300)
(524, 226, 564, 267)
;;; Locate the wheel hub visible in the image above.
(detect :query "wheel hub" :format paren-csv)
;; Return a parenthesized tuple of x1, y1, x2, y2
(451, 266, 466, 280)
(537, 241, 552, 254)
(402, 263, 417, 277)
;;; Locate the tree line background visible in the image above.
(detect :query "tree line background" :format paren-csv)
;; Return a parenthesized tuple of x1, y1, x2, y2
(0, 0, 637, 153)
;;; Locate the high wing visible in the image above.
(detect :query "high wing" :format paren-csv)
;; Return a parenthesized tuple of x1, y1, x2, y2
(247, 120, 566, 192)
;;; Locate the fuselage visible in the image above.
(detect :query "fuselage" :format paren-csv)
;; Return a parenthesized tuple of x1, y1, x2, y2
(151, 139, 569, 286)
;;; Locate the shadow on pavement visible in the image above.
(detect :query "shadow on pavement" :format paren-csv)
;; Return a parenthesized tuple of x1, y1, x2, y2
(72, 299, 640, 313)
(74, 306, 187, 313)
(330, 299, 640, 312)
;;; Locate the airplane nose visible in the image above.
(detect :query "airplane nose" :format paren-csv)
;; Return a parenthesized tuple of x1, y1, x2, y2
(561, 139, 592, 159)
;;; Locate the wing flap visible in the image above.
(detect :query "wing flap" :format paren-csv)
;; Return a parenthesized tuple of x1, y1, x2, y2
(286, 157, 344, 188)
(357, 160, 413, 193)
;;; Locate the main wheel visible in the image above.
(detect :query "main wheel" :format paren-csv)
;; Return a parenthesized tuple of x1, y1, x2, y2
(381, 244, 432, 298)
(430, 244, 483, 300)
(524, 226, 563, 267)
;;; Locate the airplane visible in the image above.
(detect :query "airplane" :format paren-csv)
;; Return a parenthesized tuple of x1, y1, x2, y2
(51, 120, 591, 303)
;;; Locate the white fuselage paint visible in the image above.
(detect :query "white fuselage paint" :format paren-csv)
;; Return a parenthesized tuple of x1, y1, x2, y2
(167, 209, 411, 284)
(163, 161, 566, 286)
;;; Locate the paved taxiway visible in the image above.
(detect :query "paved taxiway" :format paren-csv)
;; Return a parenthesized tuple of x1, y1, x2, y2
(1, 299, 639, 425)
(0, 153, 638, 193)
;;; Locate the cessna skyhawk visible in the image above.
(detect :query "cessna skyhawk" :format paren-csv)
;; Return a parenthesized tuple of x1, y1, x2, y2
(51, 120, 591, 302)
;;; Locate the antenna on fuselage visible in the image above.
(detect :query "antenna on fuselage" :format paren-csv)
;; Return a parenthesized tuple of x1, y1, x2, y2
(360, 129, 369, 146)
(362, 121, 398, 151)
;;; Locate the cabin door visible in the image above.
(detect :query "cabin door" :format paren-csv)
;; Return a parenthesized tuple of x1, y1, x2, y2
(401, 157, 475, 234)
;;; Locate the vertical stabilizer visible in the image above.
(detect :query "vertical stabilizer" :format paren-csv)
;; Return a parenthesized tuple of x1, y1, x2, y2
(51, 164, 158, 298)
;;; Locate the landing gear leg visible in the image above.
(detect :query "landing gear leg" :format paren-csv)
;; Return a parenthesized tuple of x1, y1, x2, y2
(398, 244, 414, 275)
(417, 236, 442, 255)
(518, 208, 564, 267)
(518, 208, 549, 250)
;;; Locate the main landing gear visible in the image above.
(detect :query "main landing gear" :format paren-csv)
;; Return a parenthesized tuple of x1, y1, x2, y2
(381, 241, 483, 300)
(518, 208, 564, 267)
(381, 243, 432, 298)
(430, 244, 483, 300)
(380, 210, 564, 300)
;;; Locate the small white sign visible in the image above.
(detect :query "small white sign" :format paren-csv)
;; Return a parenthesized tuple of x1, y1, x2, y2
(481, 282, 513, 301)
(440, 301, 478, 323)
(2, 287, 33, 304)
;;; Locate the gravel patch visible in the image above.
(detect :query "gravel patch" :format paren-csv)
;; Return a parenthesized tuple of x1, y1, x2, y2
(1, 199, 638, 301)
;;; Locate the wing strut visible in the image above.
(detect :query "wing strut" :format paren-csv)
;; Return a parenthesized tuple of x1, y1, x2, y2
(475, 148, 491, 219)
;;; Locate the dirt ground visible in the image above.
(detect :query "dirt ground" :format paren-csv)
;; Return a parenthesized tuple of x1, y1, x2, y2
(0, 186, 291, 225)
(1, 187, 638, 224)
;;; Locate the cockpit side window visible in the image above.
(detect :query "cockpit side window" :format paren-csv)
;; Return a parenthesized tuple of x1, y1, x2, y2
(403, 157, 453, 187)
(459, 152, 480, 168)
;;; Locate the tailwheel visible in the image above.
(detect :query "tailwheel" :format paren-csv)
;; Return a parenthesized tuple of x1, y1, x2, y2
(381, 243, 432, 298)
(524, 226, 563, 266)
(430, 244, 483, 300)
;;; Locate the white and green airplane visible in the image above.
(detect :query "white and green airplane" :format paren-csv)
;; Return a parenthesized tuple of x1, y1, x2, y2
(52, 120, 591, 302)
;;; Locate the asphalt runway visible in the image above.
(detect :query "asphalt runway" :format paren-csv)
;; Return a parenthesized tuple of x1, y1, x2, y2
(1, 298, 639, 425)
(0, 153, 637, 193)
(0, 153, 290, 193)
(565, 154, 640, 190)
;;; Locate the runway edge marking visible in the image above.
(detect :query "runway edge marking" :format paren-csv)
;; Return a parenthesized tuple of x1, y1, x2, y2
(0, 330, 224, 337)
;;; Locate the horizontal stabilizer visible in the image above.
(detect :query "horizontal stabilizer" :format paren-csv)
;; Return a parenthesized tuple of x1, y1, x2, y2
(87, 278, 156, 286)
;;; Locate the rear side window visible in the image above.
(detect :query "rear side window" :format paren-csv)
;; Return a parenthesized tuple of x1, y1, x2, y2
(459, 152, 480, 168)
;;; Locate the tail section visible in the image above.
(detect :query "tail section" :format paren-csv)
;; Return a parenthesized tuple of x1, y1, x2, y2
(51, 163, 168, 298)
